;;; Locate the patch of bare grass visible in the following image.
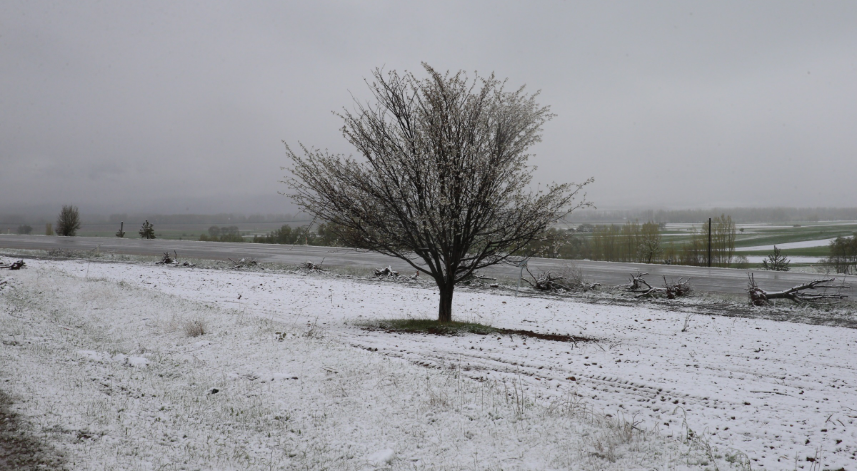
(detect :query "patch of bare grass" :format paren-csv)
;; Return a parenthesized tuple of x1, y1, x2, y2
(182, 318, 207, 337)
(366, 318, 598, 344)
(0, 390, 67, 470)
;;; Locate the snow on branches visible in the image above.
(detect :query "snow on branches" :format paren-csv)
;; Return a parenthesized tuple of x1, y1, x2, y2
(283, 64, 592, 322)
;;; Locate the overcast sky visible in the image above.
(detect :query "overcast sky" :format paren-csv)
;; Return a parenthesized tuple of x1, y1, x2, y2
(2, 1, 856, 216)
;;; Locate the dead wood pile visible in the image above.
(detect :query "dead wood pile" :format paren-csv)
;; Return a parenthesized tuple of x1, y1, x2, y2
(628, 272, 691, 299)
(523, 265, 598, 292)
(461, 271, 496, 285)
(374, 266, 398, 277)
(525, 267, 572, 291)
(226, 257, 257, 269)
(158, 251, 176, 264)
(627, 272, 651, 291)
(299, 260, 324, 271)
(156, 251, 194, 267)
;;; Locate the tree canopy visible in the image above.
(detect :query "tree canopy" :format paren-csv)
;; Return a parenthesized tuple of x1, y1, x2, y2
(284, 64, 591, 322)
(56, 205, 81, 237)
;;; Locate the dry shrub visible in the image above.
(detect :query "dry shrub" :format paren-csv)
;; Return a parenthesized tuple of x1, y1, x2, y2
(545, 391, 587, 418)
(527, 263, 594, 292)
(589, 414, 644, 462)
(302, 318, 324, 339)
(183, 318, 207, 337)
(427, 387, 450, 409)
(560, 263, 587, 289)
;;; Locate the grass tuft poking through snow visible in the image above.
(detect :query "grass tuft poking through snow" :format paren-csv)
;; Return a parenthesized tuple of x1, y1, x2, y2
(0, 260, 730, 470)
(182, 318, 207, 337)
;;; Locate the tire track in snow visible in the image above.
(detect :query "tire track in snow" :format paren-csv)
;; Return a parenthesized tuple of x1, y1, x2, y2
(334, 321, 857, 468)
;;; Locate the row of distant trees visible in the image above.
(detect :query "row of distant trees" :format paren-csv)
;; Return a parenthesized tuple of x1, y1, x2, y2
(251, 223, 341, 246)
(589, 221, 664, 263)
(198, 226, 244, 242)
(32, 206, 834, 273)
(665, 215, 738, 267)
(196, 223, 344, 246)
(520, 215, 742, 267)
(38, 205, 157, 239)
(568, 207, 857, 224)
(108, 213, 305, 225)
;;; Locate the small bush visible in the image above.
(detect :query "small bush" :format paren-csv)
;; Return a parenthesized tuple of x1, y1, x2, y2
(16, 224, 33, 235)
(56, 205, 81, 236)
(183, 318, 206, 337)
(761, 245, 790, 271)
(139, 220, 155, 239)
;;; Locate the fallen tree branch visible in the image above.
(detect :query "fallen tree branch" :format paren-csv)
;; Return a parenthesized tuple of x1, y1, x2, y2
(374, 266, 398, 277)
(156, 251, 194, 267)
(471, 271, 496, 281)
(460, 270, 496, 285)
(665, 276, 692, 298)
(634, 275, 692, 299)
(0, 260, 25, 270)
(627, 272, 652, 292)
(748, 273, 848, 306)
(299, 259, 325, 271)
(229, 257, 258, 269)
(524, 266, 572, 291)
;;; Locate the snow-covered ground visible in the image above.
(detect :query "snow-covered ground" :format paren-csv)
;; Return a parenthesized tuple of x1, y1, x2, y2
(744, 255, 825, 264)
(2, 258, 856, 470)
(736, 238, 838, 252)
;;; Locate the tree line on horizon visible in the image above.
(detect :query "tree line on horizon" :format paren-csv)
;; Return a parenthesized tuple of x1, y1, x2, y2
(567, 207, 857, 224)
(5, 206, 857, 227)
(520, 215, 742, 267)
(22, 204, 852, 273)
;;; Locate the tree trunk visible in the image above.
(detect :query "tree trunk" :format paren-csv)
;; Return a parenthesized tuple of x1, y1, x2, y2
(438, 283, 454, 323)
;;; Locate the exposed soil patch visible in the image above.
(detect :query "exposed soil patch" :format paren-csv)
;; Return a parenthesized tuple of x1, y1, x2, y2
(0, 390, 66, 471)
(499, 328, 592, 343)
(365, 319, 597, 344)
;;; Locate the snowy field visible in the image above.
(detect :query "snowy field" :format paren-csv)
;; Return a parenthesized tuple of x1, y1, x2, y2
(2, 258, 856, 470)
(744, 255, 825, 264)
(736, 238, 839, 252)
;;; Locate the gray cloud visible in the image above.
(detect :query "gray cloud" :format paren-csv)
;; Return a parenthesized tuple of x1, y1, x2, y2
(2, 1, 855, 216)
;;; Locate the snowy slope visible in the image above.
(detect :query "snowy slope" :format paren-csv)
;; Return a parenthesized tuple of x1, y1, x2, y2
(3, 258, 856, 469)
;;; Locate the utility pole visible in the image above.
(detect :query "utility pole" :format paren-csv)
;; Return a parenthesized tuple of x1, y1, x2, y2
(708, 217, 712, 268)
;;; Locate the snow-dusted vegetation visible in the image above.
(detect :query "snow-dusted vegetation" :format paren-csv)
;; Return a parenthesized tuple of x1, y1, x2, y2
(2, 258, 856, 469)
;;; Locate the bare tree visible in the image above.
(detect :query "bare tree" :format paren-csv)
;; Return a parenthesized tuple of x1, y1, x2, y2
(711, 214, 736, 267)
(638, 221, 661, 264)
(827, 235, 857, 274)
(55, 205, 81, 236)
(284, 64, 592, 322)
